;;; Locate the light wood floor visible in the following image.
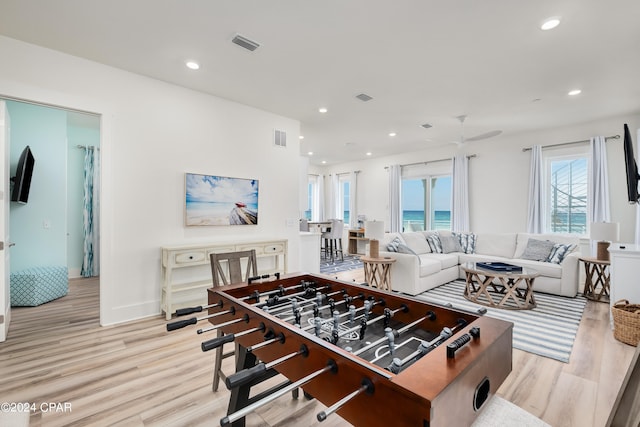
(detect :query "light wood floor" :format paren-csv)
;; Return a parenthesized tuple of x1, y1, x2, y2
(0, 272, 636, 427)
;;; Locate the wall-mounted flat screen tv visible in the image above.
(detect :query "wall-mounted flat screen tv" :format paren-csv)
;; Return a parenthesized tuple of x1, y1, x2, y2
(11, 145, 35, 204)
(623, 124, 640, 204)
(184, 173, 259, 226)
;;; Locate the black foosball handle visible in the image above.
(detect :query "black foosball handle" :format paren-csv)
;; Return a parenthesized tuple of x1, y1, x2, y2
(446, 333, 471, 359)
(166, 317, 197, 331)
(201, 333, 235, 352)
(225, 362, 267, 389)
(175, 306, 202, 316)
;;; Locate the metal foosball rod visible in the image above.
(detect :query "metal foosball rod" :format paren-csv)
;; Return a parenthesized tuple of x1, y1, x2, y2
(174, 300, 223, 316)
(268, 289, 348, 317)
(220, 360, 338, 427)
(372, 318, 468, 366)
(351, 310, 436, 357)
(297, 297, 379, 336)
(201, 322, 266, 352)
(166, 306, 236, 331)
(386, 326, 455, 374)
(245, 331, 286, 353)
(331, 304, 408, 343)
(317, 378, 375, 422)
(224, 344, 309, 389)
(239, 279, 311, 303)
(257, 286, 336, 313)
(277, 291, 361, 323)
(196, 314, 250, 334)
(253, 285, 331, 309)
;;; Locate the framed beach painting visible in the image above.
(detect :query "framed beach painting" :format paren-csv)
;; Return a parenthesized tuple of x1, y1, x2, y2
(185, 173, 259, 226)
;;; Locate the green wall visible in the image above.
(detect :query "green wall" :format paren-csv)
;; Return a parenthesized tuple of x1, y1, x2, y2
(7, 101, 68, 272)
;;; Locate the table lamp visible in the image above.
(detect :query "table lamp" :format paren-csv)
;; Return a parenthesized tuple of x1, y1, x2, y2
(590, 222, 619, 261)
(365, 220, 385, 259)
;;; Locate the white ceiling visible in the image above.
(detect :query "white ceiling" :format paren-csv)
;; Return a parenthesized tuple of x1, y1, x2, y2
(1, 0, 639, 165)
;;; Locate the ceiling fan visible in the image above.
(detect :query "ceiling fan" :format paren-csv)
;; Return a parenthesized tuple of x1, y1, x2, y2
(450, 115, 502, 146)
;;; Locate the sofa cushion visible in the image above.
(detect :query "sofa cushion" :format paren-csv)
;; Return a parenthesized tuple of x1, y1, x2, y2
(417, 256, 442, 276)
(401, 232, 431, 254)
(440, 234, 462, 253)
(520, 238, 556, 262)
(474, 233, 517, 258)
(427, 253, 459, 270)
(511, 259, 563, 279)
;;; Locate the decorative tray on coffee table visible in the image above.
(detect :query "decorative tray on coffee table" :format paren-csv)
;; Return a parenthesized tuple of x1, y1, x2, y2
(476, 262, 523, 272)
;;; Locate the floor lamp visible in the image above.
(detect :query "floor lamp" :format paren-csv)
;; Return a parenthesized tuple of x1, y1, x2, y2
(590, 222, 619, 261)
(365, 221, 385, 259)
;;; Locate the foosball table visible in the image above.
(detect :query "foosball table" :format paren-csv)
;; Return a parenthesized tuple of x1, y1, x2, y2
(167, 273, 513, 427)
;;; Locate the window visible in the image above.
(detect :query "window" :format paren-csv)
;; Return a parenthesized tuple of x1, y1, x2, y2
(401, 174, 452, 231)
(339, 175, 350, 225)
(305, 175, 318, 221)
(545, 154, 588, 234)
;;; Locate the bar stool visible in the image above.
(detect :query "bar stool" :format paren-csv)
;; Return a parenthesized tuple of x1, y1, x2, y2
(321, 219, 344, 263)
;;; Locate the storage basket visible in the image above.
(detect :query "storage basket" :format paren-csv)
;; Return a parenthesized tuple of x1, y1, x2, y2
(612, 299, 640, 346)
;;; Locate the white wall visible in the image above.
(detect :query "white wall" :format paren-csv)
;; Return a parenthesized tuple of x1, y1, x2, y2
(317, 114, 640, 242)
(0, 35, 303, 325)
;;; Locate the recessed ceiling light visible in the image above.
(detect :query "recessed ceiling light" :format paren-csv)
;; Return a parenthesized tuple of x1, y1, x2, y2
(186, 61, 200, 70)
(568, 89, 582, 96)
(366, 152, 372, 156)
(299, 135, 304, 140)
(307, 151, 314, 156)
(318, 107, 328, 114)
(389, 132, 396, 137)
(321, 160, 327, 164)
(541, 17, 561, 30)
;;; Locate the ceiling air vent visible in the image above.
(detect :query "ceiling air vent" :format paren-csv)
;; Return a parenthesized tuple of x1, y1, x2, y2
(232, 34, 260, 51)
(274, 129, 287, 148)
(421, 123, 433, 129)
(355, 93, 373, 102)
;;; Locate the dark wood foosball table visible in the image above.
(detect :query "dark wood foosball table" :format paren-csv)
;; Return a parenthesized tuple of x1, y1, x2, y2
(170, 273, 513, 427)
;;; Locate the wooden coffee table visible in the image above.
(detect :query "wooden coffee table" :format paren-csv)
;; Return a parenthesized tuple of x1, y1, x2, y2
(461, 262, 539, 310)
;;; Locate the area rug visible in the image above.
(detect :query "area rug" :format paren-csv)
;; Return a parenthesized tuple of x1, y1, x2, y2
(417, 280, 587, 363)
(473, 396, 550, 427)
(320, 255, 363, 274)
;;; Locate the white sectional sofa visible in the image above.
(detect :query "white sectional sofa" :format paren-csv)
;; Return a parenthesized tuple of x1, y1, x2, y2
(378, 230, 581, 298)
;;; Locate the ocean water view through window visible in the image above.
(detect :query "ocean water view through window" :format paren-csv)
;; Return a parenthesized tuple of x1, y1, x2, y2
(402, 175, 452, 231)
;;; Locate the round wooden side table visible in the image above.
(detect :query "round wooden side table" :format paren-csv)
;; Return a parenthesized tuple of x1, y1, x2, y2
(579, 256, 610, 302)
(360, 256, 396, 291)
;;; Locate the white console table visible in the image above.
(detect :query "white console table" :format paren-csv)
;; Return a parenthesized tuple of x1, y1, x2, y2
(161, 239, 287, 319)
(608, 243, 640, 327)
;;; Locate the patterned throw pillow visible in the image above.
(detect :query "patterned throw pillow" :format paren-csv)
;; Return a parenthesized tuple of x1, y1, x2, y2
(520, 238, 556, 262)
(426, 234, 443, 253)
(452, 232, 477, 254)
(546, 243, 577, 264)
(386, 236, 402, 252)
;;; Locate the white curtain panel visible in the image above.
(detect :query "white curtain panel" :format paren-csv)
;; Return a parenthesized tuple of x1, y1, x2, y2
(527, 145, 544, 233)
(317, 175, 325, 222)
(588, 136, 611, 223)
(451, 154, 470, 232)
(331, 173, 340, 218)
(388, 164, 402, 232)
(349, 171, 358, 228)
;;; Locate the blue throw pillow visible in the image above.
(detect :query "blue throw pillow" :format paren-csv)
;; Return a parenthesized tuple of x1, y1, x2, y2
(452, 232, 477, 254)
